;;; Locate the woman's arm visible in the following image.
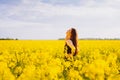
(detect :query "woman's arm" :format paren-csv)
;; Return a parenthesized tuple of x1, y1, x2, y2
(66, 40, 75, 52)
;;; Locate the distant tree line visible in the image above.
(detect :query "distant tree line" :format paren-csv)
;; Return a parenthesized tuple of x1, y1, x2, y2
(0, 38, 18, 40)
(79, 38, 120, 40)
(58, 38, 120, 40)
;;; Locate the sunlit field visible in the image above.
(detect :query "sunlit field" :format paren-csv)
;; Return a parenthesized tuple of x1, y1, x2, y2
(0, 40, 120, 80)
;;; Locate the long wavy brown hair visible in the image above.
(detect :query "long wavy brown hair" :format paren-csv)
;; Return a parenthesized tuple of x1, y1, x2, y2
(65, 28, 79, 56)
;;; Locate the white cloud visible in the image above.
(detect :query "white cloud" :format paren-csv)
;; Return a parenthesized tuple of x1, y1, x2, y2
(1, 0, 119, 20)
(6, 0, 120, 19)
(0, 19, 51, 28)
(0, 0, 120, 39)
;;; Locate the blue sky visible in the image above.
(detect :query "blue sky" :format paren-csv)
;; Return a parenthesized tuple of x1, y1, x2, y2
(0, 0, 120, 39)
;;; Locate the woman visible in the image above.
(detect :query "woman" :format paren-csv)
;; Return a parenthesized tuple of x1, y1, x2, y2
(64, 28, 79, 58)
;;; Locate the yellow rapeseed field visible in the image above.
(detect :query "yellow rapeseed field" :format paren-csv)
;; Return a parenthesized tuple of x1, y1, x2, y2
(0, 40, 120, 80)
